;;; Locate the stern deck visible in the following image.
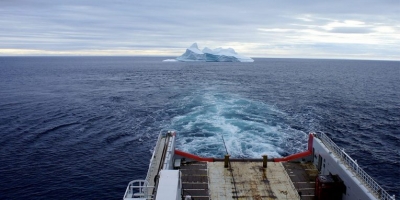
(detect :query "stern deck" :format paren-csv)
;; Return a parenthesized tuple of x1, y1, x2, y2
(180, 160, 317, 200)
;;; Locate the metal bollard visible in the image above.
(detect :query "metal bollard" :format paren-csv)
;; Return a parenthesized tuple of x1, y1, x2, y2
(262, 155, 268, 168)
(224, 154, 230, 168)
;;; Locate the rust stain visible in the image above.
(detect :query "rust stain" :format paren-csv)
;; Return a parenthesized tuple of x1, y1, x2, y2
(262, 168, 267, 180)
(250, 180, 262, 200)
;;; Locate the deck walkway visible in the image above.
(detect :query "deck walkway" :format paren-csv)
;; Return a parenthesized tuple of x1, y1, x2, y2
(282, 162, 318, 200)
(208, 161, 300, 200)
(179, 161, 317, 200)
(181, 161, 210, 200)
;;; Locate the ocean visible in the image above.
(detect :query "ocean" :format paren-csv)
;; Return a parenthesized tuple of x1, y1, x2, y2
(0, 56, 399, 199)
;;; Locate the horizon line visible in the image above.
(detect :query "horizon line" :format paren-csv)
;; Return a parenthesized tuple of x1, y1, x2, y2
(0, 55, 399, 62)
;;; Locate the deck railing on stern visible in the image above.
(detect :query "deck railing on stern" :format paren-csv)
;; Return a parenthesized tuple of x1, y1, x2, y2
(123, 180, 154, 200)
(315, 132, 395, 200)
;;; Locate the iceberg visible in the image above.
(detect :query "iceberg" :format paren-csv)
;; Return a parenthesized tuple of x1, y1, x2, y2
(164, 43, 254, 62)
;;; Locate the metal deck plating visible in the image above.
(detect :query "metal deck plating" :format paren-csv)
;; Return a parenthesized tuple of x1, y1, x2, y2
(123, 131, 396, 200)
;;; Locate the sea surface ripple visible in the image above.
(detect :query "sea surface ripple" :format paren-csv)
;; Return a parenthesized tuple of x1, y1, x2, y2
(0, 57, 399, 199)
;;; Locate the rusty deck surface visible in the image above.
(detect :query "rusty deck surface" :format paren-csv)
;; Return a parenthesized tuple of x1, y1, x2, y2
(208, 162, 300, 200)
(178, 160, 317, 200)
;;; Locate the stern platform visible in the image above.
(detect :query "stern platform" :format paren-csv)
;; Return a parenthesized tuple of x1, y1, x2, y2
(179, 160, 317, 200)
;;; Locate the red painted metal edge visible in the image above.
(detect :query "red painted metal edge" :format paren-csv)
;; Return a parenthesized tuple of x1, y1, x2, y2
(273, 150, 312, 162)
(174, 149, 214, 162)
(308, 133, 314, 151)
(175, 133, 315, 163)
(274, 133, 314, 162)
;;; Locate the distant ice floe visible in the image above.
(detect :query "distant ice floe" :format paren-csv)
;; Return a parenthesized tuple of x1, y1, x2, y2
(163, 43, 254, 62)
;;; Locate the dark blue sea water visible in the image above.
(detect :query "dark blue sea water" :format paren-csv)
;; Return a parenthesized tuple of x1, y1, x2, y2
(0, 57, 399, 199)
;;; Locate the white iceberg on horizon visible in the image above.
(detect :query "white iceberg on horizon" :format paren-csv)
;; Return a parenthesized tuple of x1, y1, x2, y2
(164, 43, 254, 62)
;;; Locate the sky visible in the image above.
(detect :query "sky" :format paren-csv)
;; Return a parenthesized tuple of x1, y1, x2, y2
(1, 0, 399, 60)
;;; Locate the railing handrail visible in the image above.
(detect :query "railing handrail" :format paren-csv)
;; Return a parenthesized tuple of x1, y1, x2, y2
(315, 132, 395, 200)
(123, 131, 164, 200)
(123, 179, 154, 200)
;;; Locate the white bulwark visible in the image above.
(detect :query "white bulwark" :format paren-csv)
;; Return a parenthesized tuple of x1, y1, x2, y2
(155, 170, 182, 200)
(312, 132, 395, 200)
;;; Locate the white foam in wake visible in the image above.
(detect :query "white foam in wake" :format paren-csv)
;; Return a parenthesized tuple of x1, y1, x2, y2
(169, 90, 308, 158)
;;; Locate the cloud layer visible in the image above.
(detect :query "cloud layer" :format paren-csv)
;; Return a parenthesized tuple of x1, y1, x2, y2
(1, 0, 399, 60)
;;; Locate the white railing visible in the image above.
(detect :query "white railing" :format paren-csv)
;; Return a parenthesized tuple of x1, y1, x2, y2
(145, 131, 164, 183)
(315, 132, 395, 200)
(123, 180, 154, 200)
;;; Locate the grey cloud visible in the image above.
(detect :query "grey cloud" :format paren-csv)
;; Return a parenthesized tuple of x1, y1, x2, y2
(0, 0, 399, 59)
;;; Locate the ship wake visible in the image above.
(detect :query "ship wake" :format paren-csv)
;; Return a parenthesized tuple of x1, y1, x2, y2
(168, 88, 308, 158)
